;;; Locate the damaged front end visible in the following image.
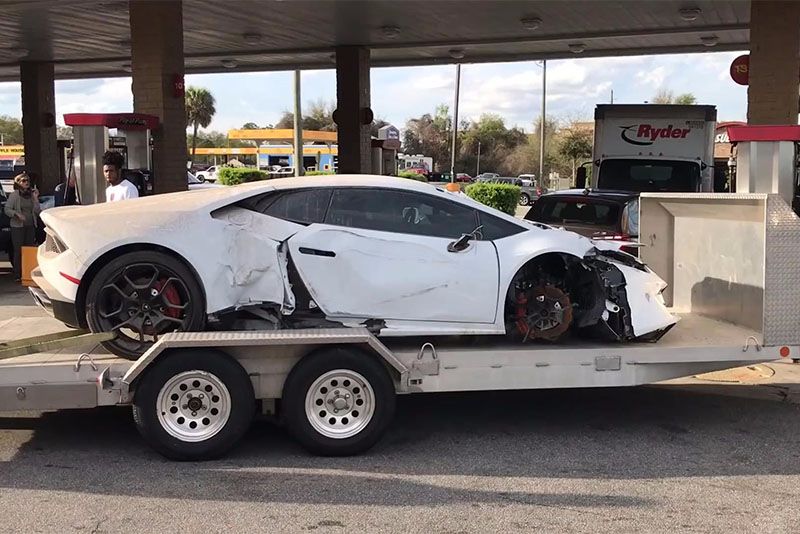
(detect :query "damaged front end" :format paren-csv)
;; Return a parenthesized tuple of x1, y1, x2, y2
(577, 249, 676, 342)
(508, 249, 676, 344)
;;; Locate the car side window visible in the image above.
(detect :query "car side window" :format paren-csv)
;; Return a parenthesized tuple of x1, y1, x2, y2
(256, 189, 332, 225)
(325, 188, 478, 239)
(477, 212, 525, 240)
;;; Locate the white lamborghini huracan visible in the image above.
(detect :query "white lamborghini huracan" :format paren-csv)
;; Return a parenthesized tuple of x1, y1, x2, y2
(31, 175, 676, 358)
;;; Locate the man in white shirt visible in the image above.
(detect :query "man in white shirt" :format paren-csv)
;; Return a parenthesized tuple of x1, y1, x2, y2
(103, 151, 139, 202)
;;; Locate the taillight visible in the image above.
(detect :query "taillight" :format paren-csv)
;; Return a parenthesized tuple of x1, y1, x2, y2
(592, 233, 631, 241)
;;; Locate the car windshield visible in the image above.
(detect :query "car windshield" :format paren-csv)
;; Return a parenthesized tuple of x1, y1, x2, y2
(529, 198, 621, 229)
(597, 159, 700, 192)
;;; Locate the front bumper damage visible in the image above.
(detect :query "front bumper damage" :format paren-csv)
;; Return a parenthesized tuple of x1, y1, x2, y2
(580, 249, 677, 342)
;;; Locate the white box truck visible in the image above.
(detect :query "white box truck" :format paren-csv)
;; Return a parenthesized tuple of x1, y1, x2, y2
(578, 104, 717, 192)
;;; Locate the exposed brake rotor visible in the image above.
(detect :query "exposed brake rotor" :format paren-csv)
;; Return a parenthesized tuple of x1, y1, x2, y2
(515, 284, 573, 342)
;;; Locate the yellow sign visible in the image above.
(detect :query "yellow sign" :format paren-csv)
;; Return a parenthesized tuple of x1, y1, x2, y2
(228, 129, 337, 143)
(192, 147, 258, 155)
(0, 145, 24, 156)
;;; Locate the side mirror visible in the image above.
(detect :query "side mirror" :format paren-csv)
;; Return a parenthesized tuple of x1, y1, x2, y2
(447, 233, 472, 253)
(576, 167, 587, 189)
(447, 225, 483, 253)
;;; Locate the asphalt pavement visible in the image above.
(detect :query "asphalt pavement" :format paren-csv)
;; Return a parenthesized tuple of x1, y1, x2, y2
(1, 264, 800, 532)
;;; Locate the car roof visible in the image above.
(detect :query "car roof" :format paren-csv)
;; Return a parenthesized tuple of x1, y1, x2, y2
(538, 189, 639, 202)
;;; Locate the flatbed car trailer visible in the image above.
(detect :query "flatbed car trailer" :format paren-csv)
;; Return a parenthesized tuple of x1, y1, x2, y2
(0, 193, 798, 460)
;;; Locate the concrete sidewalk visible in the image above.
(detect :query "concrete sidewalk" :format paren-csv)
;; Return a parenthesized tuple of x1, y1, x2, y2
(1, 259, 800, 404)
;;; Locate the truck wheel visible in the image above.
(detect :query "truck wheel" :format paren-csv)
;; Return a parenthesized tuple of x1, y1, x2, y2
(132, 350, 255, 461)
(519, 193, 531, 206)
(282, 348, 396, 456)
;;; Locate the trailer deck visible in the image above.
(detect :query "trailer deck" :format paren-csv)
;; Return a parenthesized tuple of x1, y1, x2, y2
(0, 192, 798, 460)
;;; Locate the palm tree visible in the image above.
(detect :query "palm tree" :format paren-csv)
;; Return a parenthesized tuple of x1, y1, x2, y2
(185, 87, 216, 161)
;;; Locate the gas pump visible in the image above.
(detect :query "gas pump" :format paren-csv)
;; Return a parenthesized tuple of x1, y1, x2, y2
(63, 113, 159, 204)
(726, 125, 800, 213)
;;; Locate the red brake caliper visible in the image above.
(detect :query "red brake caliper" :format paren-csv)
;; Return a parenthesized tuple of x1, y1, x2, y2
(154, 279, 182, 319)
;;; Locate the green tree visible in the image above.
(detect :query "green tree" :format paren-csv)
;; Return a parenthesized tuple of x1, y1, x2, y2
(275, 99, 338, 131)
(674, 93, 697, 105)
(185, 86, 216, 161)
(459, 114, 527, 175)
(558, 127, 593, 181)
(403, 105, 451, 172)
(651, 88, 697, 105)
(241, 122, 260, 129)
(0, 115, 23, 145)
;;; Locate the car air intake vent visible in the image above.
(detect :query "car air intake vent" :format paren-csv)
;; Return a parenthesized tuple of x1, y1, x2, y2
(44, 231, 67, 254)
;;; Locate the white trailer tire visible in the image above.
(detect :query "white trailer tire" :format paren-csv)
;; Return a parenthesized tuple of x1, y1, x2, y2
(282, 347, 396, 456)
(132, 349, 255, 461)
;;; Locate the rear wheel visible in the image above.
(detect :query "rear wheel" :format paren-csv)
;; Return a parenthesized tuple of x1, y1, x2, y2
(519, 193, 531, 206)
(85, 250, 205, 359)
(132, 350, 255, 460)
(282, 348, 396, 456)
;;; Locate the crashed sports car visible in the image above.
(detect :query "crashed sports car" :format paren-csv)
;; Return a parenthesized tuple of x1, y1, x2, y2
(31, 175, 676, 359)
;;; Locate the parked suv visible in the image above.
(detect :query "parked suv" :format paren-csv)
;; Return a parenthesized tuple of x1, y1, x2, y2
(525, 189, 639, 255)
(479, 176, 543, 206)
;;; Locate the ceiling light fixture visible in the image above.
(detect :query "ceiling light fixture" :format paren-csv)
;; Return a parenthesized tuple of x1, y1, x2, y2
(520, 16, 542, 31)
(221, 59, 238, 68)
(449, 48, 465, 60)
(700, 34, 719, 47)
(243, 32, 262, 45)
(380, 25, 401, 39)
(679, 7, 701, 21)
(568, 43, 586, 54)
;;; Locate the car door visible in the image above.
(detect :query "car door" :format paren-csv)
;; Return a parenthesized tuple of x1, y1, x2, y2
(287, 187, 500, 324)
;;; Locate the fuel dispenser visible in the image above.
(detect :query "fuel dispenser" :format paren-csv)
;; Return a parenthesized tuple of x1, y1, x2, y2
(725, 125, 800, 214)
(63, 113, 159, 204)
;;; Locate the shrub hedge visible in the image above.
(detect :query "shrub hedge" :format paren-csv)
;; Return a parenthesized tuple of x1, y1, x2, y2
(465, 182, 520, 215)
(398, 171, 428, 182)
(217, 167, 270, 186)
(305, 170, 335, 176)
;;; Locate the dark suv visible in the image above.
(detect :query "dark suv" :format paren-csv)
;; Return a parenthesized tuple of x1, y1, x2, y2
(525, 189, 639, 254)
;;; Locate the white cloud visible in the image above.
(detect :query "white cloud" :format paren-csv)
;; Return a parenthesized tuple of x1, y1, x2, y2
(636, 65, 669, 88)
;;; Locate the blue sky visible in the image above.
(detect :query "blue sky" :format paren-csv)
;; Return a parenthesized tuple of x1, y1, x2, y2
(0, 50, 747, 135)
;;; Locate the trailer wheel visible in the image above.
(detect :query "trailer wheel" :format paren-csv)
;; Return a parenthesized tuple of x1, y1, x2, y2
(132, 350, 255, 461)
(282, 348, 396, 456)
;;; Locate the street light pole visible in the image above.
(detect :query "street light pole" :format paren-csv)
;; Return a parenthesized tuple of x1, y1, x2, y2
(293, 70, 303, 177)
(539, 59, 546, 187)
(450, 63, 461, 183)
(476, 140, 481, 176)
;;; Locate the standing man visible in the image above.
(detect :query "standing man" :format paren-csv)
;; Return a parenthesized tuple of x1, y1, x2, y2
(4, 173, 40, 281)
(103, 151, 138, 202)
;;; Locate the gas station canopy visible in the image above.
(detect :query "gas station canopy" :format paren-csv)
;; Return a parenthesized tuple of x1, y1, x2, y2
(0, 0, 749, 81)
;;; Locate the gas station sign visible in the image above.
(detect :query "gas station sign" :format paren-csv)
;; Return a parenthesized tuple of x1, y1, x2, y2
(730, 54, 749, 86)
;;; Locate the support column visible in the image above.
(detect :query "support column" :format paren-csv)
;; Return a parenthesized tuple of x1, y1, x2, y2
(20, 61, 58, 194)
(129, 0, 187, 192)
(748, 1, 800, 124)
(334, 46, 372, 174)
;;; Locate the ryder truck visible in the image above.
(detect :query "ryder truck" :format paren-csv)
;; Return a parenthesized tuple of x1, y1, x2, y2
(578, 104, 717, 192)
